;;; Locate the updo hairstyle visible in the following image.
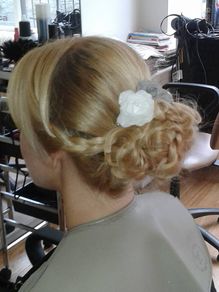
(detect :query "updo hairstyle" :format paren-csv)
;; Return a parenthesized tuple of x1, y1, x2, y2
(7, 37, 201, 196)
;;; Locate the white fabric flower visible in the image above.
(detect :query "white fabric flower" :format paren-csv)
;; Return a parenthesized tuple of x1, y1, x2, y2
(117, 90, 154, 128)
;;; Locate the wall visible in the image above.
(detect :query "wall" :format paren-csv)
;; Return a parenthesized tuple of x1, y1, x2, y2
(80, 0, 137, 41)
(137, 0, 204, 33)
(137, 0, 168, 33)
(81, 0, 205, 38)
(168, 0, 204, 19)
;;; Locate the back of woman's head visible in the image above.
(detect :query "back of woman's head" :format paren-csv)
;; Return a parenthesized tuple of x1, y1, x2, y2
(7, 36, 201, 196)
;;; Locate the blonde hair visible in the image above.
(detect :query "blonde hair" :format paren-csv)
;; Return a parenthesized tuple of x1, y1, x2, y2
(7, 36, 201, 195)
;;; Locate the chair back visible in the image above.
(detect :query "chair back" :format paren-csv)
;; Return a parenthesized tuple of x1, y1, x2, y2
(163, 82, 219, 133)
(210, 112, 219, 150)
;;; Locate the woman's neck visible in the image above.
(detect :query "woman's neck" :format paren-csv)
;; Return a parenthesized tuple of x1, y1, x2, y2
(58, 155, 135, 230)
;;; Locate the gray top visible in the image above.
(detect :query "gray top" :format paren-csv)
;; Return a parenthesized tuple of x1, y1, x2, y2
(19, 192, 212, 292)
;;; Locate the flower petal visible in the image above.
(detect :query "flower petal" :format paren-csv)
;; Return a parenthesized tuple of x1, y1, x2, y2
(117, 89, 154, 127)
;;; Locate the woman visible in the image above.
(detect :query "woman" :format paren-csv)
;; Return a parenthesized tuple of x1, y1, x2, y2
(7, 37, 214, 291)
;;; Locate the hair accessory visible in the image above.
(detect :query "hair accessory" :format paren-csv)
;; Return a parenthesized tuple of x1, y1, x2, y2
(117, 89, 154, 128)
(137, 80, 173, 102)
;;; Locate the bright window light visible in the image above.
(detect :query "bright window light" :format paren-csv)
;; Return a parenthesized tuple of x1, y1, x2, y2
(0, 0, 80, 43)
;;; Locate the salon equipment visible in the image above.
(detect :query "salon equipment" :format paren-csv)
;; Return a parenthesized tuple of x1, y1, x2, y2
(170, 14, 219, 87)
(0, 97, 65, 279)
(163, 82, 219, 258)
(35, 3, 50, 43)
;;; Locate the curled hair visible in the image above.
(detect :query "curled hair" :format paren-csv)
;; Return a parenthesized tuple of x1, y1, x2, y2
(50, 100, 200, 194)
(7, 36, 201, 196)
(103, 100, 200, 181)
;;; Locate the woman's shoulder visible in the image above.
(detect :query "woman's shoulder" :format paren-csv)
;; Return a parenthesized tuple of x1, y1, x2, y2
(18, 190, 212, 292)
(135, 191, 198, 230)
(136, 191, 186, 214)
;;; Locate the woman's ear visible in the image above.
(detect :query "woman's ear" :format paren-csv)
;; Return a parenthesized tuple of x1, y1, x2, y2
(50, 150, 66, 170)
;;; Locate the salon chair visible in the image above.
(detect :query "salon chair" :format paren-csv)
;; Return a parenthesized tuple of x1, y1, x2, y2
(0, 104, 65, 278)
(13, 182, 64, 265)
(163, 82, 219, 258)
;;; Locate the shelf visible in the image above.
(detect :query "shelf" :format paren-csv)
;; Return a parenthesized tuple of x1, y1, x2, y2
(0, 70, 11, 81)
